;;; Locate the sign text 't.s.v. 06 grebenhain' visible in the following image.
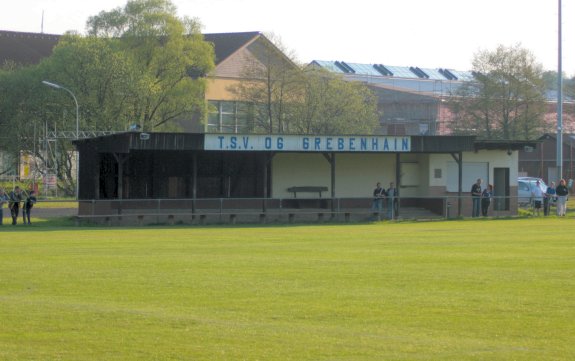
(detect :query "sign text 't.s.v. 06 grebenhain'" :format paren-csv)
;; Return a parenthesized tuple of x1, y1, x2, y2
(204, 135, 411, 152)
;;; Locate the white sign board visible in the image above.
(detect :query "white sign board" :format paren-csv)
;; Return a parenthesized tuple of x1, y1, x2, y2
(204, 134, 411, 152)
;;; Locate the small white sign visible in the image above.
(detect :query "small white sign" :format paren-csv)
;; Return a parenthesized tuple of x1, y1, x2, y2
(204, 134, 411, 152)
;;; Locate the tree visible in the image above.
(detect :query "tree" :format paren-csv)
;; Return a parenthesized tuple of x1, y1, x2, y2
(87, 0, 214, 131)
(230, 34, 379, 135)
(448, 44, 547, 140)
(0, 0, 215, 195)
(289, 67, 379, 134)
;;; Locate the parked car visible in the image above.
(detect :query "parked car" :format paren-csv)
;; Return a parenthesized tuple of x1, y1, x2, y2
(518, 177, 548, 205)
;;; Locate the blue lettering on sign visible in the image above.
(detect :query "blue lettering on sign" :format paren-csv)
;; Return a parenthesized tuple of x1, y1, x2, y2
(205, 135, 410, 152)
(349, 137, 355, 150)
(265, 137, 272, 149)
(402, 138, 409, 150)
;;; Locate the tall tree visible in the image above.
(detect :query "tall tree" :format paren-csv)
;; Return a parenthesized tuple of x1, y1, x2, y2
(87, 0, 214, 131)
(0, 0, 215, 194)
(289, 67, 379, 134)
(448, 44, 547, 140)
(230, 34, 379, 135)
(228, 33, 300, 133)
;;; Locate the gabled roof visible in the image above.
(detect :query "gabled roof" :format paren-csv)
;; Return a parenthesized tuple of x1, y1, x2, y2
(539, 133, 575, 143)
(0, 30, 60, 66)
(0, 30, 263, 67)
(203, 31, 261, 65)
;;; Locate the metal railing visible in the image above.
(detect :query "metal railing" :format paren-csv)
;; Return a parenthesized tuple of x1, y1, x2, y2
(13, 195, 564, 225)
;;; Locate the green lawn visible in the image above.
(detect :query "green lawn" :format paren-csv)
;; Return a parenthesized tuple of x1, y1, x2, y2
(0, 218, 574, 360)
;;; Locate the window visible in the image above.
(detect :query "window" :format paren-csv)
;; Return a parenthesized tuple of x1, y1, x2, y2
(207, 101, 252, 133)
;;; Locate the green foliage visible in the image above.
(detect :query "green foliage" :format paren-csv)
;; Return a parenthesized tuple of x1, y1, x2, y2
(448, 44, 547, 140)
(0, 0, 215, 194)
(1, 219, 574, 360)
(230, 35, 379, 135)
(290, 68, 379, 134)
(86, 0, 214, 131)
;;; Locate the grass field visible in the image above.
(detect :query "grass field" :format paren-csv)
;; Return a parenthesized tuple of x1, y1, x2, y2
(0, 217, 574, 360)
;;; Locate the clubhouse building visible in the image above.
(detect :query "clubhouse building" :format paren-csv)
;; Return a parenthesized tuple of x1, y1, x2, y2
(74, 132, 535, 224)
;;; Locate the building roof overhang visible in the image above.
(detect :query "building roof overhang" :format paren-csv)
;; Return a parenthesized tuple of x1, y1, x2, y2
(74, 132, 536, 155)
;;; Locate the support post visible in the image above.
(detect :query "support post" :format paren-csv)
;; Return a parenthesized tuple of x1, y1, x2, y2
(451, 152, 463, 217)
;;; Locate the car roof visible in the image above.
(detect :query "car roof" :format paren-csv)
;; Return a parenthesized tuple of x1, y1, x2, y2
(518, 177, 543, 182)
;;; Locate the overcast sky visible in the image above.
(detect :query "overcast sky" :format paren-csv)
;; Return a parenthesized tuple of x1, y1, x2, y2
(2, 0, 574, 75)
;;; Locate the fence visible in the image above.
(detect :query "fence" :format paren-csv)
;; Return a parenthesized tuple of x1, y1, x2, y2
(34, 194, 546, 225)
(15, 195, 558, 225)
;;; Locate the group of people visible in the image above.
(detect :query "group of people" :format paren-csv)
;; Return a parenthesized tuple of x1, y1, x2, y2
(371, 182, 398, 219)
(530, 179, 569, 216)
(472, 177, 570, 217)
(0, 186, 37, 226)
(471, 178, 494, 217)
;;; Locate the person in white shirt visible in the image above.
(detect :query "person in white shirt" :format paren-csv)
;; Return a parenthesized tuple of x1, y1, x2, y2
(531, 180, 544, 216)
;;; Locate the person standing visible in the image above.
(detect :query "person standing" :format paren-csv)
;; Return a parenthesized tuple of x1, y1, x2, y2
(0, 188, 8, 226)
(371, 182, 386, 215)
(22, 190, 37, 225)
(471, 178, 482, 217)
(481, 184, 493, 217)
(555, 179, 569, 216)
(386, 182, 398, 220)
(531, 180, 544, 216)
(544, 181, 556, 216)
(8, 186, 23, 225)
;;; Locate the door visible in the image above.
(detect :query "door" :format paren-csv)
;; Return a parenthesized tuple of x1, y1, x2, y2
(493, 168, 510, 211)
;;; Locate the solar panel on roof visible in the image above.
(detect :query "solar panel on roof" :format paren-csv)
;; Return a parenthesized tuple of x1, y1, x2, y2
(312, 60, 473, 82)
(340, 61, 355, 73)
(384, 65, 415, 78)
(421, 68, 449, 80)
(448, 69, 474, 81)
(312, 60, 345, 73)
(347, 63, 381, 76)
(373, 64, 393, 76)
(334, 61, 351, 73)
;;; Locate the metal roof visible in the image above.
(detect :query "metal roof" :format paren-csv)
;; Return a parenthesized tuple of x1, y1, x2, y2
(311, 60, 474, 82)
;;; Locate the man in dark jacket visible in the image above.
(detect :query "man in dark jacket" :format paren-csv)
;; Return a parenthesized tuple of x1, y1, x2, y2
(471, 178, 482, 217)
(22, 190, 37, 225)
(8, 186, 23, 225)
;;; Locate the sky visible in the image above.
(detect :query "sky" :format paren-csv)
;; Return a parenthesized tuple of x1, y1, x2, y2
(2, 0, 575, 75)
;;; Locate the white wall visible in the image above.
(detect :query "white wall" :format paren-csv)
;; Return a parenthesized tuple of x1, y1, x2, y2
(272, 153, 396, 198)
(428, 150, 518, 190)
(271, 150, 518, 198)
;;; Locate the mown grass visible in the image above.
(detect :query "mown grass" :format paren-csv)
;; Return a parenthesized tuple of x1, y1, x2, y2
(0, 218, 574, 360)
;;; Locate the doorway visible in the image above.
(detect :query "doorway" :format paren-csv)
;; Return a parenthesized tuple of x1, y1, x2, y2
(493, 167, 510, 211)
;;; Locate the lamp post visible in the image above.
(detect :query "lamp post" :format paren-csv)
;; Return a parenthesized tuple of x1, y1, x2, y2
(42, 80, 80, 199)
(557, 0, 563, 182)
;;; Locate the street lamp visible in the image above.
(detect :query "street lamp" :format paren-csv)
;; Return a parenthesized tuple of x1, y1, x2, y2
(557, 0, 563, 181)
(42, 80, 80, 199)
